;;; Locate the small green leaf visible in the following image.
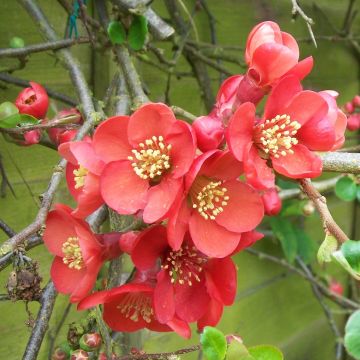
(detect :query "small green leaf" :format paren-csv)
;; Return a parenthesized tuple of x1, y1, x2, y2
(296, 230, 317, 264)
(128, 15, 148, 51)
(280, 199, 308, 216)
(269, 217, 297, 263)
(107, 21, 126, 45)
(332, 240, 360, 280)
(345, 310, 360, 359)
(0, 113, 39, 128)
(9, 36, 25, 48)
(248, 345, 284, 360)
(0, 102, 19, 120)
(335, 176, 357, 201)
(226, 341, 254, 360)
(200, 326, 227, 360)
(317, 233, 338, 265)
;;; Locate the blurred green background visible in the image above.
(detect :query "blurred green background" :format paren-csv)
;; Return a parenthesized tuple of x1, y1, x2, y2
(0, 0, 360, 359)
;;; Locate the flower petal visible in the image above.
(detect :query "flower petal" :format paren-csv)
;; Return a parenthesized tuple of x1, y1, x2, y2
(215, 180, 264, 233)
(232, 230, 264, 254)
(272, 144, 323, 178)
(197, 299, 223, 331)
(100, 160, 149, 214)
(154, 270, 176, 323)
(189, 212, 240, 258)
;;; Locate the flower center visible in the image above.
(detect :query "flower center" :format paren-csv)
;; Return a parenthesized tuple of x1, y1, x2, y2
(62, 236, 84, 270)
(128, 136, 172, 181)
(73, 165, 88, 189)
(161, 244, 207, 286)
(254, 114, 301, 158)
(24, 94, 36, 105)
(191, 178, 229, 220)
(117, 293, 154, 323)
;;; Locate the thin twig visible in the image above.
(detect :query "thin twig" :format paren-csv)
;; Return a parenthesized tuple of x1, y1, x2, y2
(171, 105, 197, 122)
(0, 219, 16, 237)
(22, 281, 57, 360)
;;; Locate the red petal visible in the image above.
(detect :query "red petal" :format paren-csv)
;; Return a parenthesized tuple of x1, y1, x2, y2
(215, 180, 264, 233)
(226, 102, 256, 161)
(166, 120, 196, 178)
(205, 258, 237, 305)
(167, 318, 191, 339)
(285, 56, 313, 81)
(75, 224, 103, 263)
(281, 31, 299, 58)
(272, 144, 323, 178)
(174, 278, 210, 322)
(131, 226, 168, 270)
(128, 103, 176, 147)
(263, 75, 302, 121)
(93, 116, 131, 162)
(232, 230, 264, 254)
(197, 299, 223, 331)
(189, 212, 240, 258)
(100, 160, 149, 214)
(51, 257, 87, 296)
(154, 270, 176, 323)
(44, 207, 76, 256)
(143, 176, 183, 223)
(65, 162, 82, 200)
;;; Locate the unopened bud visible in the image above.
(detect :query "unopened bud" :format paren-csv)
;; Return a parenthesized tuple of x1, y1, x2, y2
(345, 101, 354, 113)
(353, 95, 360, 107)
(302, 201, 315, 216)
(226, 334, 243, 344)
(97, 352, 116, 360)
(79, 333, 102, 351)
(51, 348, 68, 360)
(329, 280, 344, 296)
(70, 349, 89, 360)
(9, 36, 25, 48)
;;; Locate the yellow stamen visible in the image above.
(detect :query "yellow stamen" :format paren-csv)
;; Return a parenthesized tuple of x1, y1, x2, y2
(62, 236, 84, 270)
(73, 165, 88, 189)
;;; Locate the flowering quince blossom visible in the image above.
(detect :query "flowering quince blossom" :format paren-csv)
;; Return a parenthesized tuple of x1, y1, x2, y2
(59, 137, 105, 219)
(78, 269, 191, 338)
(227, 75, 346, 189)
(130, 225, 237, 330)
(344, 95, 360, 131)
(167, 150, 264, 257)
(43, 204, 122, 303)
(93, 103, 196, 223)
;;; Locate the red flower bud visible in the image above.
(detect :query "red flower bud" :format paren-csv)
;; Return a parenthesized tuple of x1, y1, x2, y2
(51, 348, 68, 360)
(70, 349, 89, 360)
(353, 95, 360, 107)
(15, 82, 49, 119)
(79, 333, 102, 351)
(329, 280, 344, 296)
(262, 188, 282, 216)
(344, 101, 354, 114)
(347, 114, 360, 131)
(23, 129, 41, 146)
(192, 115, 224, 152)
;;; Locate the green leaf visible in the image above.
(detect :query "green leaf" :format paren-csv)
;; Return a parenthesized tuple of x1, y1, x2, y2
(269, 217, 297, 263)
(345, 310, 360, 359)
(248, 345, 284, 360)
(356, 186, 360, 202)
(280, 199, 308, 217)
(317, 233, 338, 265)
(332, 240, 360, 280)
(107, 21, 126, 45)
(226, 341, 254, 360)
(335, 176, 357, 201)
(296, 229, 317, 264)
(9, 36, 25, 48)
(276, 178, 298, 190)
(0, 102, 19, 120)
(0, 113, 39, 129)
(200, 326, 227, 360)
(128, 15, 148, 51)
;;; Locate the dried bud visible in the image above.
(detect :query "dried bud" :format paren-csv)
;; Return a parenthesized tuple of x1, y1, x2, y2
(70, 349, 89, 360)
(67, 323, 85, 348)
(302, 201, 315, 216)
(79, 333, 102, 351)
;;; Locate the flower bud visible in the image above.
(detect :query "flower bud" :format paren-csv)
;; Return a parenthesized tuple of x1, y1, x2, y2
(98, 352, 116, 360)
(262, 188, 282, 216)
(192, 115, 224, 152)
(15, 82, 49, 119)
(353, 95, 360, 107)
(344, 101, 354, 114)
(9, 36, 25, 49)
(51, 348, 69, 360)
(347, 114, 360, 131)
(70, 349, 89, 360)
(329, 280, 344, 296)
(79, 333, 102, 351)
(23, 130, 41, 145)
(302, 201, 315, 216)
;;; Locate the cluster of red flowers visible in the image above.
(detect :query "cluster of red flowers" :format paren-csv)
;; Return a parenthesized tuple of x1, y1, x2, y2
(40, 21, 346, 338)
(344, 95, 360, 131)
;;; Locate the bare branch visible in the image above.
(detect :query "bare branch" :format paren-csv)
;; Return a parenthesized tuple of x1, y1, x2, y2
(321, 152, 360, 174)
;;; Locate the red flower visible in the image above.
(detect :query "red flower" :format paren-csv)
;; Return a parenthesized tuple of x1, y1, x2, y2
(15, 81, 49, 119)
(167, 150, 264, 257)
(43, 204, 122, 302)
(93, 103, 196, 223)
(261, 188, 282, 216)
(244, 21, 313, 89)
(193, 76, 242, 152)
(227, 76, 346, 188)
(130, 225, 237, 329)
(78, 269, 191, 338)
(58, 138, 105, 218)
